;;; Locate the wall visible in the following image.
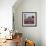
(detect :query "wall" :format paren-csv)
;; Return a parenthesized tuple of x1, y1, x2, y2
(0, 0, 16, 30)
(13, 0, 46, 46)
(13, 0, 41, 46)
(41, 0, 46, 46)
(0, 0, 17, 38)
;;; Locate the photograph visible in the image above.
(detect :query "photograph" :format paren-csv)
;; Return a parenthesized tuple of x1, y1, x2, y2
(22, 12, 37, 27)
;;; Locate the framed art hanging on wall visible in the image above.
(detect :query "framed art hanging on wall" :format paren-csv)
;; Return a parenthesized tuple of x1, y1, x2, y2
(22, 12, 37, 27)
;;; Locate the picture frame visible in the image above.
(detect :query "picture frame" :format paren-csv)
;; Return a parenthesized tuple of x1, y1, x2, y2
(22, 12, 37, 27)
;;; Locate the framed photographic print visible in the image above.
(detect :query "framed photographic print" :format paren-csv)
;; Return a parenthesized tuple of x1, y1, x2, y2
(22, 12, 37, 27)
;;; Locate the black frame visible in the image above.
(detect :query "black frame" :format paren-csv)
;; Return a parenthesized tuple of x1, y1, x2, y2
(22, 12, 37, 27)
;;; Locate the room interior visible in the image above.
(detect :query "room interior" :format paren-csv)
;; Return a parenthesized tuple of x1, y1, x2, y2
(0, 0, 46, 46)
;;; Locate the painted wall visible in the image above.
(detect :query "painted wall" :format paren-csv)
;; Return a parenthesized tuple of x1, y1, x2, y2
(13, 0, 41, 46)
(0, 0, 16, 30)
(0, 0, 17, 39)
(41, 0, 46, 46)
(13, 0, 46, 46)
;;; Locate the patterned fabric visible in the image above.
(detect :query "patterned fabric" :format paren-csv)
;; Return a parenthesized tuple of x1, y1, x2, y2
(25, 40, 35, 46)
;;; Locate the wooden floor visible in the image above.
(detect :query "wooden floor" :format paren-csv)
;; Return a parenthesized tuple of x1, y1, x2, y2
(0, 39, 16, 46)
